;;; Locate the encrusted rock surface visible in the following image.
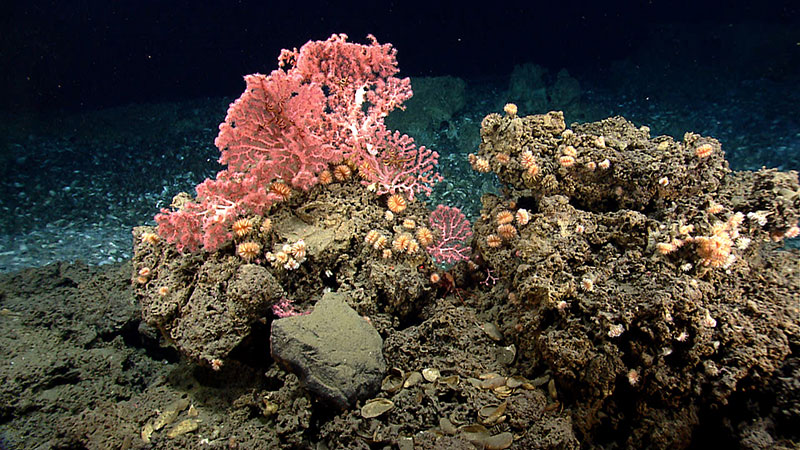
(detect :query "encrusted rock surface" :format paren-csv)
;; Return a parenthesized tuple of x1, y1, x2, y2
(471, 109, 800, 448)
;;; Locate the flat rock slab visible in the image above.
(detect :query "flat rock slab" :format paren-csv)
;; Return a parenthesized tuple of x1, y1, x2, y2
(270, 291, 386, 409)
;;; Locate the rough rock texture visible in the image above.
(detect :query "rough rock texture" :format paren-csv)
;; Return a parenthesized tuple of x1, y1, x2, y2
(270, 291, 386, 409)
(478, 111, 730, 210)
(471, 109, 800, 448)
(132, 238, 285, 365)
(132, 178, 438, 366)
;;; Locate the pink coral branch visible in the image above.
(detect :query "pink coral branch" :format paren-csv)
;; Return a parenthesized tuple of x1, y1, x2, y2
(359, 130, 443, 200)
(214, 70, 335, 191)
(426, 205, 473, 266)
(156, 34, 441, 253)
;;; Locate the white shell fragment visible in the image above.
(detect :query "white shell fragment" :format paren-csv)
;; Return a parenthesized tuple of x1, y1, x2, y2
(361, 398, 395, 419)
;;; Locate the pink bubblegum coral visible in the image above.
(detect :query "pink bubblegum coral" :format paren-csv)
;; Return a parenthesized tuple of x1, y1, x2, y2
(215, 69, 334, 191)
(156, 34, 441, 252)
(358, 128, 443, 200)
(283, 33, 441, 199)
(426, 205, 473, 266)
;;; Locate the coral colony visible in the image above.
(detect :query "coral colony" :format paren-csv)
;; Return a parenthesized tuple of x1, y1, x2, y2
(154, 34, 448, 255)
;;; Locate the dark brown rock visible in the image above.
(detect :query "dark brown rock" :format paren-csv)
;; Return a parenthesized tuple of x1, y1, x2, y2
(270, 291, 386, 409)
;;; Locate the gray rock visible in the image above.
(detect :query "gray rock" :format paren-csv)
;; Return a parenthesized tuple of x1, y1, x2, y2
(270, 291, 386, 409)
